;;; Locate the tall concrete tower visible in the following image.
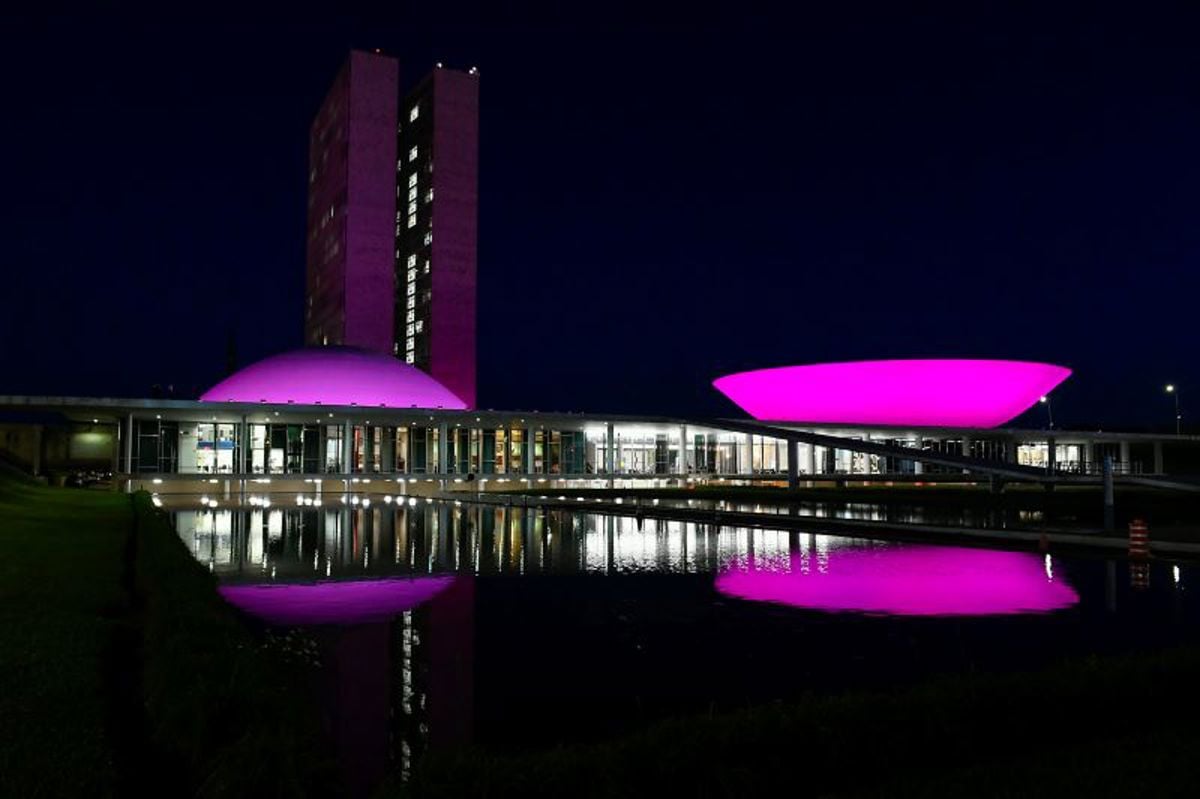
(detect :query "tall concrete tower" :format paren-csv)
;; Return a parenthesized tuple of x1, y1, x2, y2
(305, 52, 479, 408)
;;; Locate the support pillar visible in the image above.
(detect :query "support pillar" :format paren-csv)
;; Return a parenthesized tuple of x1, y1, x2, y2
(1103, 455, 1115, 532)
(110, 421, 120, 480)
(1046, 436, 1057, 476)
(806, 441, 817, 476)
(786, 439, 798, 489)
(1153, 441, 1165, 474)
(961, 435, 972, 475)
(363, 424, 375, 473)
(381, 427, 395, 473)
(523, 428, 533, 474)
(1119, 440, 1131, 473)
(678, 424, 688, 476)
(239, 415, 248, 475)
(605, 422, 614, 474)
(124, 413, 134, 475)
(912, 437, 924, 475)
(341, 420, 352, 474)
(744, 433, 754, 475)
(31, 425, 42, 477)
(439, 422, 449, 475)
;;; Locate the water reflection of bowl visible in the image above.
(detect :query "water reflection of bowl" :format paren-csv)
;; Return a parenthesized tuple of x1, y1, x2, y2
(712, 359, 1071, 427)
(219, 576, 457, 625)
(715, 545, 1078, 617)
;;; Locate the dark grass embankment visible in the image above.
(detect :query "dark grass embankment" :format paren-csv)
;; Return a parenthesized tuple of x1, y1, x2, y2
(0, 476, 333, 796)
(394, 646, 1200, 798)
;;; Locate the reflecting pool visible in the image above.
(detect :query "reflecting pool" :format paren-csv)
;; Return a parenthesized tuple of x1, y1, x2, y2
(167, 497, 1200, 796)
(716, 546, 1080, 616)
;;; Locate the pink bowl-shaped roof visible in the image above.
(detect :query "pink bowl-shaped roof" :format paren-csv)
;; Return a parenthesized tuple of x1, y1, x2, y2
(712, 359, 1070, 428)
(200, 347, 467, 409)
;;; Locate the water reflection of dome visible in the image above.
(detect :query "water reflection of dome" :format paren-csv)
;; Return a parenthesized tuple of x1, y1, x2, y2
(199, 347, 467, 409)
(715, 545, 1079, 617)
(712, 359, 1071, 428)
(219, 576, 457, 625)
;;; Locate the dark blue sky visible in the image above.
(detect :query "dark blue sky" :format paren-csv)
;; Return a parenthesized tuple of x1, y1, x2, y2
(2, 3, 1198, 430)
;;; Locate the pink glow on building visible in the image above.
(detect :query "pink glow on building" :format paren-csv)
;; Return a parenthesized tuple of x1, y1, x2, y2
(305, 51, 399, 354)
(713, 359, 1071, 428)
(219, 576, 456, 625)
(199, 347, 467, 408)
(427, 69, 480, 410)
(715, 545, 1079, 617)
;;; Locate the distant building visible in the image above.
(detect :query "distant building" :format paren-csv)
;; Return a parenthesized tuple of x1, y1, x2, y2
(305, 51, 479, 408)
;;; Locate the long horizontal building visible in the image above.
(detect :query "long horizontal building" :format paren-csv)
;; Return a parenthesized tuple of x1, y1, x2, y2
(1, 351, 1197, 493)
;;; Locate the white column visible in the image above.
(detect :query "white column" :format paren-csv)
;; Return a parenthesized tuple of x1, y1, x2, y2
(341, 420, 352, 474)
(124, 413, 134, 474)
(678, 424, 688, 475)
(438, 422, 449, 475)
(605, 422, 614, 487)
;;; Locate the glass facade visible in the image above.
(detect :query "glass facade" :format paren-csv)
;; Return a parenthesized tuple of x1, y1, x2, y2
(129, 415, 1150, 479)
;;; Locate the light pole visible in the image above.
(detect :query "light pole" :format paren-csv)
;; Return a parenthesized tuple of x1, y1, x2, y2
(1166, 384, 1181, 435)
(1039, 395, 1054, 429)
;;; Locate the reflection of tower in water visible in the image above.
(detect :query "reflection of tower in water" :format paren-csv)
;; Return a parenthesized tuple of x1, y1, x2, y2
(391, 576, 474, 784)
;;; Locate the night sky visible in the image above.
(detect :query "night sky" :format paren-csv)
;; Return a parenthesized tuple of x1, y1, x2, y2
(3, 4, 1198, 430)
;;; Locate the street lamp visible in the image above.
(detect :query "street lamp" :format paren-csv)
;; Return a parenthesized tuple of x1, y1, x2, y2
(1166, 384, 1181, 435)
(1039, 395, 1054, 429)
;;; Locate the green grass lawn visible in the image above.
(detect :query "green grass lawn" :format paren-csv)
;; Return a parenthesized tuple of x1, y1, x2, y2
(0, 476, 332, 796)
(0, 476, 133, 796)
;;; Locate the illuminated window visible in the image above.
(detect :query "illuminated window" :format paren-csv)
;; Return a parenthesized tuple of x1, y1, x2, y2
(406, 338, 415, 351)
(405, 352, 415, 364)
(406, 282, 416, 297)
(406, 215, 416, 229)
(406, 323, 415, 336)
(408, 173, 417, 188)
(409, 104, 419, 122)
(395, 211, 402, 223)
(407, 254, 417, 268)
(415, 320, 423, 332)
(406, 310, 415, 324)
(408, 186, 417, 202)
(406, 295, 415, 310)
(423, 260, 430, 274)
(408, 145, 418, 162)
(425, 189, 434, 203)
(423, 231, 433, 246)
(408, 201, 417, 216)
(407, 268, 417, 282)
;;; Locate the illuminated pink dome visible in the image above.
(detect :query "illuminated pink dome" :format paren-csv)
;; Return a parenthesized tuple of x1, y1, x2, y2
(713, 359, 1071, 428)
(200, 347, 468, 409)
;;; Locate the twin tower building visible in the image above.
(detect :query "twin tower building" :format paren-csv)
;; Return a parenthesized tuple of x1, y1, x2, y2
(303, 51, 479, 408)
